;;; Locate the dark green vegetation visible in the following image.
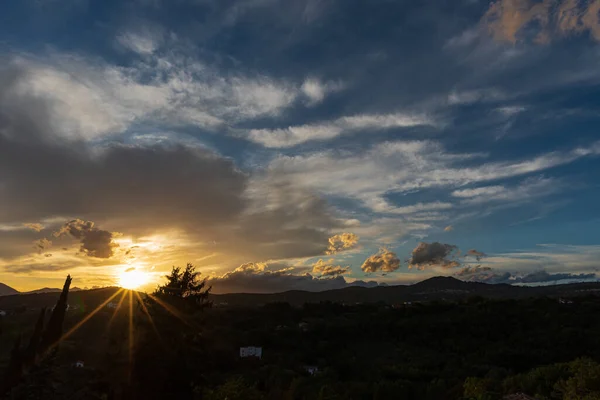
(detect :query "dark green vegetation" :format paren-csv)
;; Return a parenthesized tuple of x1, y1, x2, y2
(1, 271, 600, 399)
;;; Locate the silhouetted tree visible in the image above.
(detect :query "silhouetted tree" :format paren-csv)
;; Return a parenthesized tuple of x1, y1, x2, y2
(153, 263, 212, 310)
(39, 275, 72, 353)
(23, 308, 46, 366)
(2, 276, 72, 397)
(131, 265, 212, 399)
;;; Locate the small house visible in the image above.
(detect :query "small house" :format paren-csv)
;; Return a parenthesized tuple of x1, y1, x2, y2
(240, 346, 262, 359)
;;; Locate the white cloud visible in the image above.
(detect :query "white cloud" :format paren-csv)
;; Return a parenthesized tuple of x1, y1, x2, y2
(452, 185, 506, 198)
(117, 31, 162, 55)
(496, 105, 527, 116)
(6, 49, 314, 140)
(445, 28, 480, 48)
(261, 139, 600, 214)
(454, 177, 559, 205)
(301, 78, 344, 104)
(248, 112, 436, 148)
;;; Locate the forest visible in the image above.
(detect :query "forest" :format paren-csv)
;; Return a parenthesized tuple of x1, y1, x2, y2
(2, 264, 600, 400)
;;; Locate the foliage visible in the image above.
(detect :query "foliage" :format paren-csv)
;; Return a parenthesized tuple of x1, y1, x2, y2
(153, 263, 212, 311)
(1, 276, 72, 397)
(3, 285, 600, 399)
(200, 376, 265, 400)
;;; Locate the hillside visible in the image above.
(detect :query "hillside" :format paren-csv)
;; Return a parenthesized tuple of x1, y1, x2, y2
(0, 285, 85, 297)
(209, 276, 600, 306)
(0, 282, 19, 296)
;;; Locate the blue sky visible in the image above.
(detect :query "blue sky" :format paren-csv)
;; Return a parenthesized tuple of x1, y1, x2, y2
(0, 0, 599, 292)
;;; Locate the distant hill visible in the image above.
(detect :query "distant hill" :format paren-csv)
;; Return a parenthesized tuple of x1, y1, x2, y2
(0, 285, 84, 297)
(0, 286, 120, 310)
(210, 276, 600, 307)
(0, 283, 19, 296)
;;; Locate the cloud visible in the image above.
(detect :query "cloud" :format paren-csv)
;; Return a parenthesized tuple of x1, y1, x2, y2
(408, 242, 460, 269)
(24, 223, 44, 232)
(452, 177, 559, 205)
(482, 0, 600, 44)
(263, 139, 600, 214)
(301, 78, 344, 104)
(367, 200, 453, 215)
(234, 262, 269, 273)
(361, 248, 401, 273)
(33, 238, 52, 253)
(466, 249, 487, 261)
(117, 28, 163, 55)
(247, 112, 436, 148)
(452, 185, 506, 198)
(517, 270, 597, 283)
(208, 263, 377, 294)
(2, 49, 312, 142)
(54, 219, 119, 259)
(0, 63, 344, 265)
(444, 225, 454, 232)
(456, 265, 597, 284)
(326, 233, 359, 254)
(125, 267, 136, 272)
(312, 259, 350, 277)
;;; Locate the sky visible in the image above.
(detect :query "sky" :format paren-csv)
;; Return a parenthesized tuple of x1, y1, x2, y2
(1, 0, 600, 293)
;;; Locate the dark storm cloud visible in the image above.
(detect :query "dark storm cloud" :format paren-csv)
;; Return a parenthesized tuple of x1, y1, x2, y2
(456, 265, 597, 284)
(208, 263, 379, 294)
(408, 242, 460, 269)
(0, 62, 339, 261)
(361, 248, 401, 273)
(54, 219, 118, 259)
(517, 270, 597, 283)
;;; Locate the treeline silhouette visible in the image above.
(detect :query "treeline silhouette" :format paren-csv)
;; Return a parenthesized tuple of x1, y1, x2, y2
(2, 264, 600, 399)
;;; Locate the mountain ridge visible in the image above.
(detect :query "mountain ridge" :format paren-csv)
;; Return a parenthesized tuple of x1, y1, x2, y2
(0, 284, 83, 296)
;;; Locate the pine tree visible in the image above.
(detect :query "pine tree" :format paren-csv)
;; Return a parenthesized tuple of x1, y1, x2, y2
(154, 264, 212, 310)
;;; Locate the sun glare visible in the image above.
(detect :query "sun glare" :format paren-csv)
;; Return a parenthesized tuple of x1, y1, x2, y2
(119, 269, 149, 290)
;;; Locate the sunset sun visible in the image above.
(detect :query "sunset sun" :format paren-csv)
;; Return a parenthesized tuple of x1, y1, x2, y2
(118, 269, 149, 290)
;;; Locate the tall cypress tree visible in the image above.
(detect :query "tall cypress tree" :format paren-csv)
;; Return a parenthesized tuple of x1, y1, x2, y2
(23, 307, 46, 366)
(39, 275, 71, 353)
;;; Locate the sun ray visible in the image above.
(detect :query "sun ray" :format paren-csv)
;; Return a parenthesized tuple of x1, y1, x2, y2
(146, 294, 196, 328)
(128, 290, 134, 383)
(107, 290, 128, 329)
(134, 291, 160, 340)
(44, 289, 124, 356)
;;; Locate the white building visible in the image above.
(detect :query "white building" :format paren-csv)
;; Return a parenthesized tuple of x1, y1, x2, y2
(73, 361, 84, 368)
(0, 310, 6, 317)
(107, 302, 118, 309)
(240, 346, 262, 359)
